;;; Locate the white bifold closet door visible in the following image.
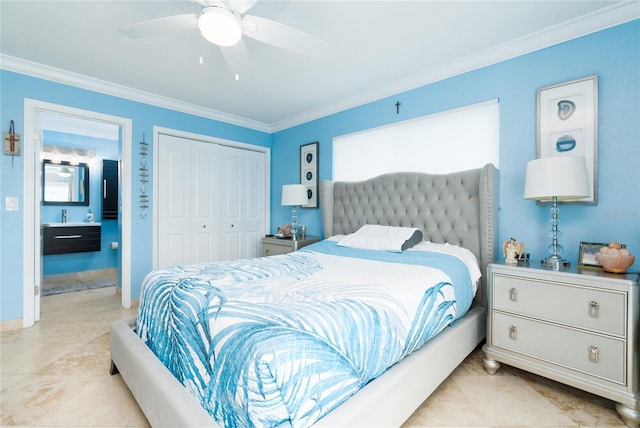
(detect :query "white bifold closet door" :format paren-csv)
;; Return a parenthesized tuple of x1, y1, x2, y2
(218, 144, 265, 261)
(157, 134, 266, 269)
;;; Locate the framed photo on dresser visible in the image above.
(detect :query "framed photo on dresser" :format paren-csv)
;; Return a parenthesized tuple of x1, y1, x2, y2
(578, 241, 626, 269)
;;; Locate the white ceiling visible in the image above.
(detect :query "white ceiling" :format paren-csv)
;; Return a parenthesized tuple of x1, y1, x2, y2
(1, 1, 638, 132)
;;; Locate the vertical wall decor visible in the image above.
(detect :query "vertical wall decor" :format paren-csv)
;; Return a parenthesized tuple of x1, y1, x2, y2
(139, 135, 149, 218)
(537, 75, 598, 204)
(3, 120, 21, 165)
(300, 142, 318, 208)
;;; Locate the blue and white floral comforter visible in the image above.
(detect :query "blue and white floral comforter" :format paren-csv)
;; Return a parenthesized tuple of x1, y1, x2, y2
(137, 240, 475, 428)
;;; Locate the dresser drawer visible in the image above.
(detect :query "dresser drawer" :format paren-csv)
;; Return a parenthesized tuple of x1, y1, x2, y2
(492, 312, 626, 384)
(262, 243, 291, 256)
(492, 275, 626, 337)
(262, 236, 320, 256)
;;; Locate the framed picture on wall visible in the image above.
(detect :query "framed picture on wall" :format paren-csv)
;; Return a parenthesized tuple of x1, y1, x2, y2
(300, 142, 318, 208)
(537, 75, 598, 204)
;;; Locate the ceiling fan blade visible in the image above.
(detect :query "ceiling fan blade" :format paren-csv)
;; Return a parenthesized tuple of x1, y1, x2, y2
(241, 15, 331, 58)
(226, 0, 258, 15)
(119, 13, 198, 39)
(219, 39, 251, 77)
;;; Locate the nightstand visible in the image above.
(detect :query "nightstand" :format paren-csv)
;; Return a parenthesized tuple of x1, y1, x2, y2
(261, 236, 320, 256)
(482, 262, 639, 428)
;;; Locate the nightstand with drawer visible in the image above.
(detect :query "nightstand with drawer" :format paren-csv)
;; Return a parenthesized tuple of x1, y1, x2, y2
(482, 262, 639, 428)
(261, 236, 320, 256)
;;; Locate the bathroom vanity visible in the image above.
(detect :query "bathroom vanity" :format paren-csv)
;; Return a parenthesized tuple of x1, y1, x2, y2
(42, 223, 102, 255)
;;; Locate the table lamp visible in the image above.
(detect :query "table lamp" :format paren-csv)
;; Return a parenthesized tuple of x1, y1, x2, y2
(281, 184, 308, 240)
(523, 156, 590, 269)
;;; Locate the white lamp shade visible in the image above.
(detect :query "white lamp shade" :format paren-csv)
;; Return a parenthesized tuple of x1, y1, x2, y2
(524, 156, 590, 201)
(198, 7, 242, 47)
(281, 184, 308, 206)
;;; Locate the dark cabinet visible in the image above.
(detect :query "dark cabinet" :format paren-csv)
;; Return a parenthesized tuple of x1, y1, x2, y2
(42, 225, 102, 255)
(102, 159, 119, 219)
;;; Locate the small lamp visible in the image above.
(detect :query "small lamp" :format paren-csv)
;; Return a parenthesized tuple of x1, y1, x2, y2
(524, 156, 590, 269)
(281, 184, 308, 240)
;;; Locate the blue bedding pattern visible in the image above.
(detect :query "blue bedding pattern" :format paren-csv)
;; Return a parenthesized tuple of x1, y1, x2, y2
(137, 242, 473, 427)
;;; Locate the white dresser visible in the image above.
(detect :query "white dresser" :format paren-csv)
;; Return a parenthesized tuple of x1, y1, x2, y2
(261, 236, 320, 256)
(482, 262, 639, 428)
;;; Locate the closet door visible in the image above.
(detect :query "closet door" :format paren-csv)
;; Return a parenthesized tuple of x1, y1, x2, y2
(157, 135, 219, 269)
(190, 141, 221, 264)
(219, 145, 265, 260)
(157, 134, 266, 269)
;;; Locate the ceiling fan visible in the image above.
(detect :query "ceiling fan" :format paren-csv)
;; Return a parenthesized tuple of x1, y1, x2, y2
(119, 0, 331, 58)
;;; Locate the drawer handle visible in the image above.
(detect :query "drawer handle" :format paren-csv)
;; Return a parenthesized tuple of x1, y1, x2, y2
(509, 325, 518, 340)
(589, 301, 599, 318)
(588, 345, 599, 363)
(54, 234, 82, 239)
(509, 287, 518, 302)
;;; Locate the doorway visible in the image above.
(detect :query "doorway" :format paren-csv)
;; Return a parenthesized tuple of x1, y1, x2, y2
(23, 99, 133, 327)
(40, 113, 120, 296)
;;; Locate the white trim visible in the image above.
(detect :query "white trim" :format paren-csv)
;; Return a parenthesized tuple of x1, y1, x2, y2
(23, 99, 133, 327)
(3, 56, 270, 134)
(151, 126, 271, 270)
(23, 101, 37, 327)
(3, 2, 638, 134)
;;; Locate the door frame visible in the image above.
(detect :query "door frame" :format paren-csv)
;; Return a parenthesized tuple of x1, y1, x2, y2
(152, 126, 271, 269)
(23, 99, 133, 326)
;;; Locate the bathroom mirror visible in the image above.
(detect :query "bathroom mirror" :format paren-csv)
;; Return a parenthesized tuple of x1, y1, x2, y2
(42, 160, 90, 205)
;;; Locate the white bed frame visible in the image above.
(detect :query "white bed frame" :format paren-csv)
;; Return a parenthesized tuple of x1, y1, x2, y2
(110, 164, 499, 427)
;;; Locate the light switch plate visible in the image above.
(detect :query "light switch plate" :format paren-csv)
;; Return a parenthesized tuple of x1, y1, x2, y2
(5, 196, 18, 211)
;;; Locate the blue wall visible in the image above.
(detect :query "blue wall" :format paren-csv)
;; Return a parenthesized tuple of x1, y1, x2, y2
(1, 20, 638, 324)
(0, 72, 271, 322)
(270, 20, 639, 270)
(41, 130, 120, 275)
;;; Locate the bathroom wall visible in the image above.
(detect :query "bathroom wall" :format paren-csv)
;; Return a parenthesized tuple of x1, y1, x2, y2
(41, 130, 119, 275)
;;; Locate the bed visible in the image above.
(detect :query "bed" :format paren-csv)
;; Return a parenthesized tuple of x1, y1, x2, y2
(110, 163, 499, 427)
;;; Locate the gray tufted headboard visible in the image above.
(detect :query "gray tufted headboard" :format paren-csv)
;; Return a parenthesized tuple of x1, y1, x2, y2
(319, 163, 499, 307)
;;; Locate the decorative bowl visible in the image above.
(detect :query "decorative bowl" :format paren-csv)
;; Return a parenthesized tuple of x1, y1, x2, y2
(596, 252, 635, 273)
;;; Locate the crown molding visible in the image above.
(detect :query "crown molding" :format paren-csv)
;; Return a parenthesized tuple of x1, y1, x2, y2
(0, 55, 272, 133)
(271, 2, 640, 132)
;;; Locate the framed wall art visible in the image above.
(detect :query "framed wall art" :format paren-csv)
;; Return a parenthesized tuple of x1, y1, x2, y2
(300, 142, 318, 208)
(537, 75, 598, 204)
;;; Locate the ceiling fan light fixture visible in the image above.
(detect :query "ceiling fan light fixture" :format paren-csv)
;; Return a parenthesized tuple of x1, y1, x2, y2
(198, 6, 242, 47)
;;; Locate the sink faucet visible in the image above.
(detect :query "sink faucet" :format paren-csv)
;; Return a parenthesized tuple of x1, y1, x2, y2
(61, 209, 67, 223)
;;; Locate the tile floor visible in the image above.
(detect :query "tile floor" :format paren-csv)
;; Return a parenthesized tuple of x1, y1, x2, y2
(0, 287, 627, 427)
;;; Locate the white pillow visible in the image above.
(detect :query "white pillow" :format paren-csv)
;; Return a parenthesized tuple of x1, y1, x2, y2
(337, 225, 423, 252)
